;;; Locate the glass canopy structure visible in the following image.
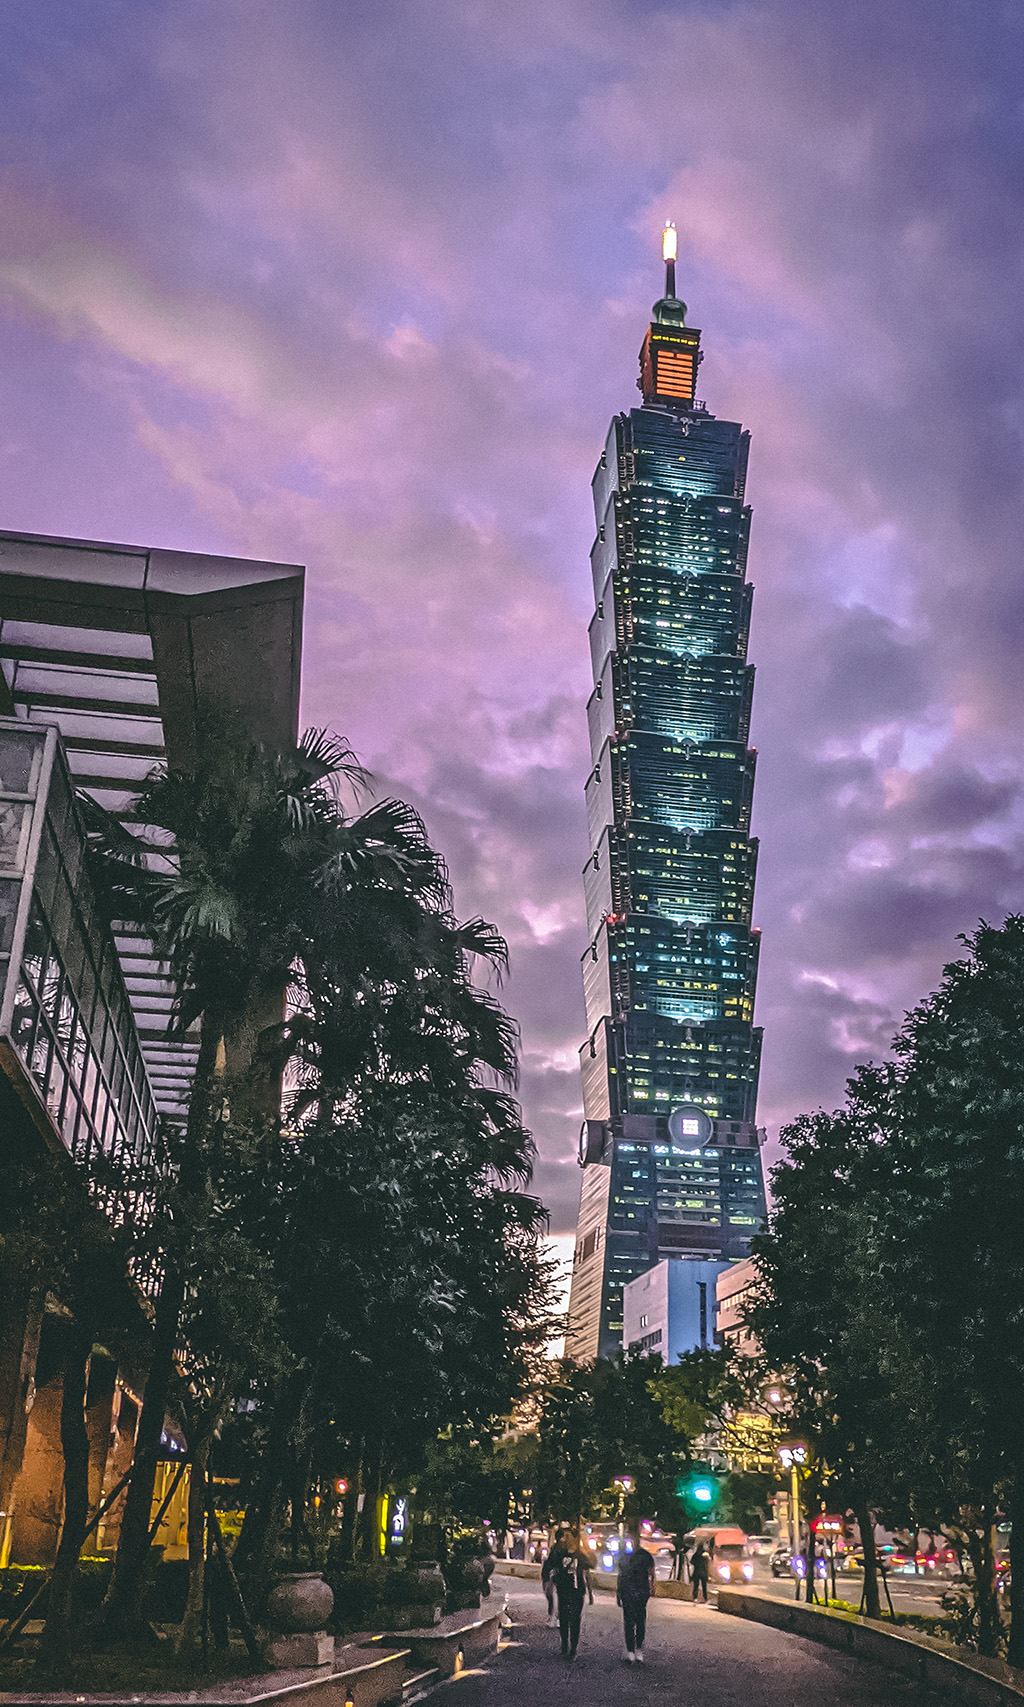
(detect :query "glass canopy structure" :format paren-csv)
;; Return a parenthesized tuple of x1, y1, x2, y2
(567, 234, 768, 1361)
(0, 531, 304, 1124)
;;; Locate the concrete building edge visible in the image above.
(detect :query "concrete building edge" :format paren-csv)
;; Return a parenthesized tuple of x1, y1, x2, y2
(718, 1587, 1024, 1705)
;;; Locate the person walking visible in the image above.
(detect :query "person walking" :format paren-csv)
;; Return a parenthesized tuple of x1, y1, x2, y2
(542, 1529, 567, 1628)
(690, 1540, 710, 1602)
(616, 1538, 655, 1662)
(554, 1531, 594, 1659)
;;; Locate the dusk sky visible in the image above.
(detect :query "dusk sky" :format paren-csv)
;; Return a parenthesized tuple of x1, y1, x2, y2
(3, 0, 1024, 1255)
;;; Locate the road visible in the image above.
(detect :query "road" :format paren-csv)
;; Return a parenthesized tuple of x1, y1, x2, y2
(745, 1565, 950, 1619)
(468, 1578, 945, 1706)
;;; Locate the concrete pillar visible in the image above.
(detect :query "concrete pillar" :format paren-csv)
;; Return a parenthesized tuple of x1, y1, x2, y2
(0, 1284, 42, 1569)
(6, 1309, 69, 1566)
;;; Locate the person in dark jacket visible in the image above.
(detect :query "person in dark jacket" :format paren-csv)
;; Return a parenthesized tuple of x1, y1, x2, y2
(616, 1539, 655, 1661)
(690, 1540, 710, 1601)
(554, 1532, 594, 1659)
(542, 1529, 567, 1627)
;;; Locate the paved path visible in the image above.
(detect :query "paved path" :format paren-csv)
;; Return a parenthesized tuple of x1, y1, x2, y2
(459, 1580, 944, 1706)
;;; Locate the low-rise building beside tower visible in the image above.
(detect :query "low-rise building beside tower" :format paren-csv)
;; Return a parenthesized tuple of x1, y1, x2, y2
(0, 530, 303, 1566)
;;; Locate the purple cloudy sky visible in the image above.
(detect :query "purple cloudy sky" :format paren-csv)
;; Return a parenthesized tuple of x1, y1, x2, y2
(3, 0, 1024, 1248)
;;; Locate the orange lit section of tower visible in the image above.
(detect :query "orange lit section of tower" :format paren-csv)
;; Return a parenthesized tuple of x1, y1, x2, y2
(638, 221, 702, 406)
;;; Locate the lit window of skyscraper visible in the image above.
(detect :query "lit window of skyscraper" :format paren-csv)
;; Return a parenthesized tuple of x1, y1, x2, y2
(567, 228, 768, 1362)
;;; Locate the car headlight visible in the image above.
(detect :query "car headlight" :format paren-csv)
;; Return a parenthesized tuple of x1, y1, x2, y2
(717, 1565, 729, 1580)
(742, 1563, 754, 1580)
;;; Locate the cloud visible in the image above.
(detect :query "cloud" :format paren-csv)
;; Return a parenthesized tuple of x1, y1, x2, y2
(3, 0, 1024, 1234)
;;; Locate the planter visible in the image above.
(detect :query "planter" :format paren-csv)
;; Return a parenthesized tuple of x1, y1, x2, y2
(407, 1563, 447, 1603)
(376, 1603, 443, 1630)
(267, 1570, 335, 1633)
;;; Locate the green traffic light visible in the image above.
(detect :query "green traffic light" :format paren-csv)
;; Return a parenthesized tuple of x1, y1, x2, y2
(676, 1471, 717, 1505)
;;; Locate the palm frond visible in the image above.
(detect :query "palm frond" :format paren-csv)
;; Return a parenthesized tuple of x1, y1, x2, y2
(451, 917, 510, 979)
(296, 728, 367, 790)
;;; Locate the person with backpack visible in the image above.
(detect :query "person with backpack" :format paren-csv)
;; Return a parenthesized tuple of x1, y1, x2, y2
(554, 1531, 594, 1659)
(616, 1537, 655, 1662)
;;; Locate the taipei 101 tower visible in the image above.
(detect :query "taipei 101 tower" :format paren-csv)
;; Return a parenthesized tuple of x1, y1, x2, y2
(566, 227, 768, 1362)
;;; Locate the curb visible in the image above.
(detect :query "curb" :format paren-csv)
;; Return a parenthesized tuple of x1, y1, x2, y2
(718, 1588, 1024, 1706)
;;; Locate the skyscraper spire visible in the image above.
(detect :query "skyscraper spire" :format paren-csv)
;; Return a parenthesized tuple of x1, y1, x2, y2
(663, 221, 677, 300)
(639, 223, 699, 403)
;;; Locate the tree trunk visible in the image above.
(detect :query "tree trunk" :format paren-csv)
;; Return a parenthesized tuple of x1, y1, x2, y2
(976, 1518, 1003, 1658)
(1009, 1486, 1024, 1668)
(233, 1375, 303, 1592)
(97, 1264, 183, 1640)
(175, 1447, 209, 1659)
(855, 1496, 882, 1620)
(965, 1520, 1002, 1656)
(99, 1018, 222, 1641)
(36, 1322, 93, 1682)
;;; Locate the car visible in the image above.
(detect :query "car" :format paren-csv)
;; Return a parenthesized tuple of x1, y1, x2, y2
(744, 1534, 777, 1558)
(770, 1545, 828, 1581)
(712, 1542, 755, 1584)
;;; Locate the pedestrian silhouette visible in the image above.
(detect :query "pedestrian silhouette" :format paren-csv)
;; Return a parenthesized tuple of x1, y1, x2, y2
(690, 1540, 709, 1602)
(554, 1531, 595, 1659)
(617, 1536, 655, 1662)
(542, 1528, 567, 1628)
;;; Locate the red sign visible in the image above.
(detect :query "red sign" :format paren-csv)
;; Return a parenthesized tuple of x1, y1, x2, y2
(811, 1514, 844, 1534)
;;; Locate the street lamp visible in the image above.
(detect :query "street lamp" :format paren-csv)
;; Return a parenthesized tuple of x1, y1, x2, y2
(613, 1475, 634, 1542)
(777, 1440, 808, 1596)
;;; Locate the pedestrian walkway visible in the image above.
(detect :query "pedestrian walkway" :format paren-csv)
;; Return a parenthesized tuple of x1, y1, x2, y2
(459, 1579, 945, 1705)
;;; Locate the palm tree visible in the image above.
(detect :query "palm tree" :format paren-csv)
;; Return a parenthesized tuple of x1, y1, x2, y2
(82, 726, 466, 1639)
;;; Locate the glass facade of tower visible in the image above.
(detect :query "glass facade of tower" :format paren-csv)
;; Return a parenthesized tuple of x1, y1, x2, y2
(567, 279, 768, 1362)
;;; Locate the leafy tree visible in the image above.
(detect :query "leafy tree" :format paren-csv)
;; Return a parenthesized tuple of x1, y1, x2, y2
(83, 724, 548, 1636)
(417, 1430, 539, 1539)
(749, 918, 1024, 1655)
(534, 1354, 690, 1532)
(656, 1347, 778, 1467)
(230, 890, 557, 1579)
(865, 919, 1024, 1660)
(747, 1102, 902, 1619)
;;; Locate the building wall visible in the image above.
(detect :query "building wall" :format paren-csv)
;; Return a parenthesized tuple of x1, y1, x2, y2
(0, 720, 162, 1244)
(0, 532, 305, 1566)
(715, 1254, 760, 1355)
(0, 529, 303, 1124)
(623, 1257, 731, 1362)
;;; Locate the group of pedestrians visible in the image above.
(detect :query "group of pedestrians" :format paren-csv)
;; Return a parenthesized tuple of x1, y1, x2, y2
(540, 1527, 656, 1662)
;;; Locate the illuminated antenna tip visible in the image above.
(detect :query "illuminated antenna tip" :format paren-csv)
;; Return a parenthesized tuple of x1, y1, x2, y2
(662, 221, 678, 263)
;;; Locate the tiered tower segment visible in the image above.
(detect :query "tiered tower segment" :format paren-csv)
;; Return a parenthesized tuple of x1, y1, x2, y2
(567, 227, 768, 1361)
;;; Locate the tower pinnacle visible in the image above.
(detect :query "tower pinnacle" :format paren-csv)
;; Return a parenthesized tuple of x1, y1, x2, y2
(662, 221, 677, 299)
(639, 222, 700, 405)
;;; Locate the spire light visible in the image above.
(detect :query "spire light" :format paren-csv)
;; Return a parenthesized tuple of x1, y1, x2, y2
(662, 222, 678, 264)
